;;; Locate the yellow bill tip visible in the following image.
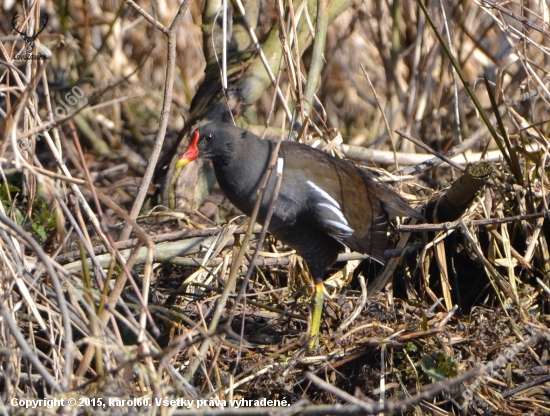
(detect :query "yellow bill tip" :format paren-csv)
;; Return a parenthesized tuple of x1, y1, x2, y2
(176, 158, 190, 168)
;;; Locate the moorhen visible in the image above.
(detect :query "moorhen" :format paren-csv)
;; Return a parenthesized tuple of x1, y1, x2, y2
(176, 122, 422, 347)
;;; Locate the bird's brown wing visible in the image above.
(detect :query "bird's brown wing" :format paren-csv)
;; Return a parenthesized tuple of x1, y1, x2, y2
(280, 143, 380, 241)
(278, 142, 420, 262)
(357, 169, 423, 221)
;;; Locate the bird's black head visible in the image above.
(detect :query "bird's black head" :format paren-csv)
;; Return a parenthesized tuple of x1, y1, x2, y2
(177, 122, 243, 167)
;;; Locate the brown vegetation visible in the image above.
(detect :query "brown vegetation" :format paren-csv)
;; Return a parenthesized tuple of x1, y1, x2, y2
(1, 0, 549, 414)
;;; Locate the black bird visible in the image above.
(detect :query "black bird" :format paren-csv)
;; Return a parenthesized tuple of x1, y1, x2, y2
(177, 122, 422, 347)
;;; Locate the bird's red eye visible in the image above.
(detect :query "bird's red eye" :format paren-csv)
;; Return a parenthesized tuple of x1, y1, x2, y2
(206, 134, 213, 141)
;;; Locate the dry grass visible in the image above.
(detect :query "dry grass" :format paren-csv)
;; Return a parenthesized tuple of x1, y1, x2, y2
(0, 0, 549, 414)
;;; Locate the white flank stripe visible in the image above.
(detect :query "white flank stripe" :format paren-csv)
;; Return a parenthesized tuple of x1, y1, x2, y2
(318, 202, 348, 225)
(277, 157, 284, 175)
(324, 220, 354, 234)
(307, 180, 341, 209)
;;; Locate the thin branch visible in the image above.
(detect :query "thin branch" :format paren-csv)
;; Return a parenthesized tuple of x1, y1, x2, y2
(303, 0, 328, 118)
(232, 0, 293, 121)
(120, 0, 191, 241)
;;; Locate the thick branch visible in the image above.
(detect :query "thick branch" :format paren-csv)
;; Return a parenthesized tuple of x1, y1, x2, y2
(428, 161, 494, 223)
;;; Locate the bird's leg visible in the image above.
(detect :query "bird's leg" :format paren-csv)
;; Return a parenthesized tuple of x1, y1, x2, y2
(308, 279, 324, 350)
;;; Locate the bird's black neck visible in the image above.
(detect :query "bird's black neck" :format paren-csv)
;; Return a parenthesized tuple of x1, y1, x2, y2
(212, 137, 274, 217)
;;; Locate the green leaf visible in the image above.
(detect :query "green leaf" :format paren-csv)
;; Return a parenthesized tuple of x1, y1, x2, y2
(406, 342, 418, 353)
(14, 208, 24, 226)
(420, 351, 458, 383)
(32, 223, 48, 240)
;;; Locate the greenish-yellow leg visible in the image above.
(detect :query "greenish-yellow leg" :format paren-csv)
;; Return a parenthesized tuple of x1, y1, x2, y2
(308, 282, 324, 350)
